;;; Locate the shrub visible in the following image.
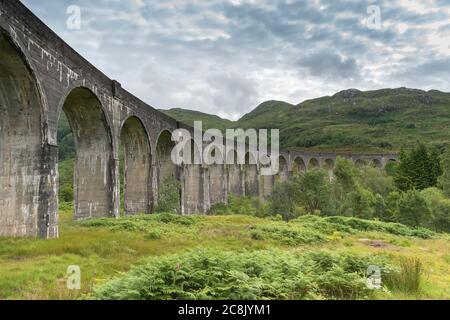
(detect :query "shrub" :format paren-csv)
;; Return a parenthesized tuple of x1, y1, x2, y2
(290, 170, 335, 216)
(420, 188, 450, 232)
(385, 257, 423, 294)
(155, 177, 181, 214)
(90, 249, 392, 300)
(341, 186, 377, 219)
(396, 190, 431, 228)
(268, 181, 300, 221)
(334, 157, 358, 192)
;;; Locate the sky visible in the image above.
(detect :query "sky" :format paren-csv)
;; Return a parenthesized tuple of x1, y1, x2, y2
(22, 0, 450, 120)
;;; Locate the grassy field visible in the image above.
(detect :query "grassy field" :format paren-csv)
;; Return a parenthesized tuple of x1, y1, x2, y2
(0, 210, 448, 300)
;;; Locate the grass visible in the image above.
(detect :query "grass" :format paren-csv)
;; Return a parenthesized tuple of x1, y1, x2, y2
(0, 210, 448, 300)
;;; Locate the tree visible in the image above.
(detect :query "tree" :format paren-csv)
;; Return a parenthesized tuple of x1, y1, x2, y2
(341, 186, 377, 219)
(155, 177, 181, 213)
(439, 148, 450, 197)
(394, 144, 442, 191)
(291, 170, 335, 215)
(268, 181, 298, 221)
(333, 157, 358, 192)
(396, 190, 431, 228)
(421, 188, 450, 232)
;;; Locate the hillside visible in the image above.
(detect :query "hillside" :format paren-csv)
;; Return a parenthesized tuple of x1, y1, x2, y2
(163, 88, 450, 152)
(160, 108, 234, 131)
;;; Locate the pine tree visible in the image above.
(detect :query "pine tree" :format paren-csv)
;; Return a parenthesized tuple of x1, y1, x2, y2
(394, 143, 442, 191)
(439, 148, 450, 197)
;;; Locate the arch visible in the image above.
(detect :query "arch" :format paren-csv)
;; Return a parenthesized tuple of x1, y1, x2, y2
(292, 157, 306, 175)
(354, 159, 367, 167)
(277, 155, 289, 183)
(244, 152, 259, 196)
(156, 130, 177, 182)
(308, 158, 320, 170)
(120, 116, 152, 215)
(371, 159, 383, 168)
(323, 159, 335, 170)
(61, 87, 114, 220)
(0, 31, 49, 237)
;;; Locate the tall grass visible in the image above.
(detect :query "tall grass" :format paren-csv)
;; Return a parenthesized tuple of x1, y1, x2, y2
(385, 257, 424, 294)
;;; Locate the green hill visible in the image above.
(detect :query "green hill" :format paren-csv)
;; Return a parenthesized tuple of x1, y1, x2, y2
(160, 108, 234, 131)
(163, 88, 450, 152)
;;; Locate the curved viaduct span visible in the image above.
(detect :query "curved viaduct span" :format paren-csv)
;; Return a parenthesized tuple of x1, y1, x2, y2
(0, 1, 398, 238)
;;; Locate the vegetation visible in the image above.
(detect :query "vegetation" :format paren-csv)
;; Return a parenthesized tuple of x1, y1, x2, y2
(0, 210, 448, 300)
(163, 88, 450, 152)
(394, 144, 441, 192)
(214, 148, 450, 234)
(154, 177, 181, 214)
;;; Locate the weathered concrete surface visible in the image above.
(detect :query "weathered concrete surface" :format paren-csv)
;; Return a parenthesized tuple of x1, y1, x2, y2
(0, 0, 399, 238)
(208, 165, 227, 207)
(120, 116, 152, 214)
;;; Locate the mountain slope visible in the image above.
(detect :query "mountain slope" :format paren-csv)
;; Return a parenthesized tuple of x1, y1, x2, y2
(163, 88, 450, 152)
(160, 108, 234, 131)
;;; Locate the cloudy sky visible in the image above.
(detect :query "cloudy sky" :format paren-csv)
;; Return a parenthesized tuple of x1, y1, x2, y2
(22, 0, 450, 120)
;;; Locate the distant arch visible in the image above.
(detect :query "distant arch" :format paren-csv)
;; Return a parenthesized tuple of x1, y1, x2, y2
(120, 116, 152, 215)
(277, 156, 289, 182)
(324, 159, 335, 170)
(292, 157, 306, 175)
(308, 158, 320, 169)
(371, 159, 383, 168)
(354, 159, 367, 167)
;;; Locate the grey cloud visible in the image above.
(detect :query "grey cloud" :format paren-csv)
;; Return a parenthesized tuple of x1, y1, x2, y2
(21, 0, 450, 119)
(298, 51, 362, 81)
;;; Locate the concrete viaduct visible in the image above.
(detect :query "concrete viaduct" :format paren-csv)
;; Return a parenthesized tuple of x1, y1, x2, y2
(0, 1, 398, 238)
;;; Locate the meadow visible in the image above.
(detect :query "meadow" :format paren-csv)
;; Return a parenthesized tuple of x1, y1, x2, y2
(0, 209, 448, 300)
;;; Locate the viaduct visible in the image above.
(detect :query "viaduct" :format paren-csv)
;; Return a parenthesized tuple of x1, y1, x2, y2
(0, 1, 398, 238)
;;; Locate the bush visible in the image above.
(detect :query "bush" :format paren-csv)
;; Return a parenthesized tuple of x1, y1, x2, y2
(155, 177, 181, 214)
(420, 188, 450, 232)
(268, 181, 300, 221)
(290, 170, 335, 216)
(90, 249, 392, 300)
(396, 190, 431, 228)
(385, 257, 423, 294)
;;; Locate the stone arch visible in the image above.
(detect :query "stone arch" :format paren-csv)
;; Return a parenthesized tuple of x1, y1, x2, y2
(371, 159, 383, 168)
(324, 159, 335, 170)
(292, 157, 306, 175)
(155, 129, 180, 211)
(277, 155, 289, 183)
(324, 159, 335, 181)
(61, 87, 114, 220)
(0, 30, 51, 237)
(308, 158, 320, 170)
(119, 116, 152, 215)
(244, 152, 259, 196)
(354, 159, 367, 167)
